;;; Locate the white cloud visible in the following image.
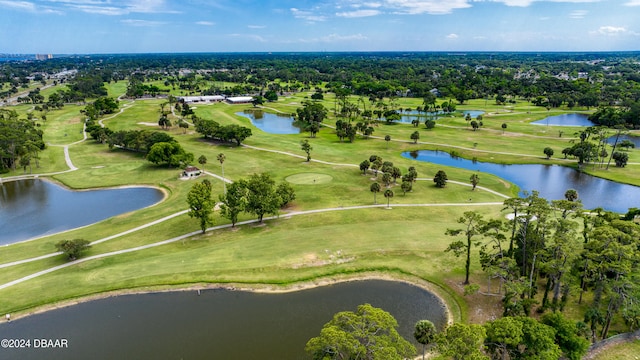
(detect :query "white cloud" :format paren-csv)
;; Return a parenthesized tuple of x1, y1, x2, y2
(248, 25, 266, 29)
(336, 9, 381, 17)
(385, 0, 472, 14)
(0, 0, 36, 11)
(488, 0, 601, 6)
(291, 7, 327, 22)
(196, 21, 215, 26)
(446, 33, 459, 39)
(569, 10, 587, 18)
(120, 19, 165, 26)
(624, 0, 640, 5)
(45, 0, 178, 15)
(597, 26, 627, 35)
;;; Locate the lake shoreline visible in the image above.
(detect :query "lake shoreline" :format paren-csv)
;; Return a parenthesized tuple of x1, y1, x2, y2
(2, 272, 456, 326)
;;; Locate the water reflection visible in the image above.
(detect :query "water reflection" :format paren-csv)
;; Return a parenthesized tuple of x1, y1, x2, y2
(0, 280, 448, 360)
(237, 110, 300, 134)
(0, 179, 164, 244)
(402, 150, 640, 213)
(530, 113, 595, 127)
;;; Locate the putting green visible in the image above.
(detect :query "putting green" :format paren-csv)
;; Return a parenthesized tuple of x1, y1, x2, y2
(285, 173, 333, 185)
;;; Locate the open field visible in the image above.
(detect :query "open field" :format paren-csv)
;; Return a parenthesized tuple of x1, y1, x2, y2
(1, 81, 639, 346)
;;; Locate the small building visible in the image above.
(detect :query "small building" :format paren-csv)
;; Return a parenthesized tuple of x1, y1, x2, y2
(226, 96, 254, 104)
(179, 95, 225, 104)
(182, 166, 201, 178)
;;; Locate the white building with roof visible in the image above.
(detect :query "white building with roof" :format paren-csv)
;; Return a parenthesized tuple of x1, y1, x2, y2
(179, 95, 225, 104)
(226, 96, 254, 104)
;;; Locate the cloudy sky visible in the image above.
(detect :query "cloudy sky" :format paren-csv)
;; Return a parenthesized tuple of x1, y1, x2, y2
(0, 0, 638, 54)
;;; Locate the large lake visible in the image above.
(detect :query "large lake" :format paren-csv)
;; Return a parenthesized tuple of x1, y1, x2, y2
(403, 150, 640, 213)
(0, 179, 164, 244)
(237, 110, 300, 134)
(0, 280, 448, 360)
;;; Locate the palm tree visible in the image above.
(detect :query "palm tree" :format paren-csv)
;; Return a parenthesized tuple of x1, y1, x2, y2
(384, 189, 394, 208)
(385, 135, 391, 148)
(414, 320, 437, 360)
(198, 154, 207, 170)
(217, 153, 226, 194)
(370, 182, 381, 204)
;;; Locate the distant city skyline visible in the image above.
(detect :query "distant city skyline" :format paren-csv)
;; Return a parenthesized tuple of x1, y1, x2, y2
(1, 0, 639, 54)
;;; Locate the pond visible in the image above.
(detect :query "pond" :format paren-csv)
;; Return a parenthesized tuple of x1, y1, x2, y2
(607, 134, 640, 148)
(0, 280, 448, 360)
(402, 150, 640, 213)
(530, 113, 595, 127)
(236, 110, 300, 134)
(0, 179, 164, 245)
(397, 110, 484, 124)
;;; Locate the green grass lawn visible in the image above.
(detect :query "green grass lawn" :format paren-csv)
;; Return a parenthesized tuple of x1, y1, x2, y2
(1, 89, 639, 329)
(590, 339, 640, 360)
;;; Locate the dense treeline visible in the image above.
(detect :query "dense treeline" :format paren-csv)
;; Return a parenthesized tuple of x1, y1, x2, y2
(3, 52, 640, 108)
(0, 109, 45, 173)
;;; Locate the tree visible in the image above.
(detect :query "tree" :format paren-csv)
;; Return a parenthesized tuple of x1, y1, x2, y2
(501, 123, 507, 134)
(446, 211, 486, 285)
(251, 95, 264, 107)
(146, 141, 193, 167)
(217, 153, 226, 194)
(470, 173, 480, 191)
(264, 90, 278, 102)
(198, 154, 207, 170)
(436, 323, 488, 360)
(484, 316, 561, 360)
(540, 312, 590, 360)
(300, 139, 312, 162)
(219, 180, 246, 227)
(359, 160, 370, 175)
(401, 180, 412, 195)
(178, 119, 189, 134)
(384, 189, 394, 208)
(370, 182, 381, 204)
(434, 170, 448, 188)
(425, 119, 436, 129)
(411, 130, 420, 144)
(384, 134, 391, 148)
(619, 139, 635, 151)
(564, 189, 578, 202)
(305, 303, 416, 360)
(612, 151, 629, 167)
(414, 320, 437, 360)
(187, 180, 215, 233)
(276, 182, 296, 207)
(544, 147, 554, 159)
(471, 120, 479, 131)
(55, 239, 91, 260)
(244, 173, 281, 223)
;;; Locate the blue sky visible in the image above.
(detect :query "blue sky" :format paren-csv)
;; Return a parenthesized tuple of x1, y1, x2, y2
(0, 0, 639, 54)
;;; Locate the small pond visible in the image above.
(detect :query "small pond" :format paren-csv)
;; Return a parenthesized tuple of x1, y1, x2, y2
(397, 110, 484, 124)
(0, 179, 164, 244)
(237, 110, 300, 134)
(0, 280, 448, 360)
(402, 150, 640, 213)
(607, 134, 640, 148)
(530, 113, 595, 127)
